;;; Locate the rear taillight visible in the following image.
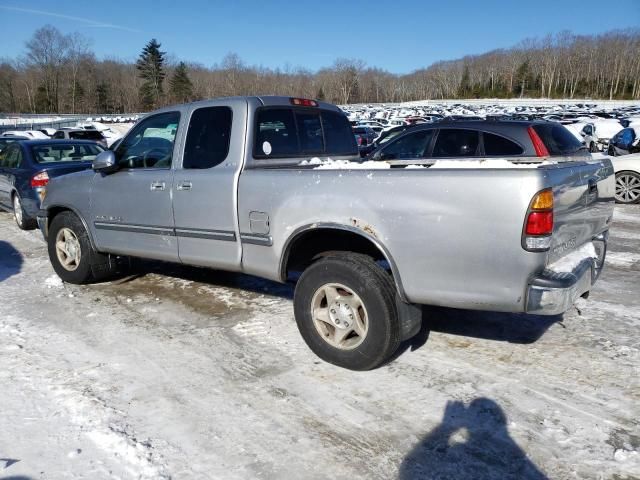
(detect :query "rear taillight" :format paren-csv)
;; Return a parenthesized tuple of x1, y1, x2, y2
(523, 188, 554, 251)
(31, 171, 49, 188)
(527, 126, 550, 157)
(525, 212, 554, 235)
(356, 136, 363, 145)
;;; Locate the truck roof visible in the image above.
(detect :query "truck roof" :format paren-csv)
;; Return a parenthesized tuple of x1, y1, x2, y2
(154, 95, 344, 116)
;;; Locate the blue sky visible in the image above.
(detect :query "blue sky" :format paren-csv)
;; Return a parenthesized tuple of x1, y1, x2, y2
(0, 0, 638, 73)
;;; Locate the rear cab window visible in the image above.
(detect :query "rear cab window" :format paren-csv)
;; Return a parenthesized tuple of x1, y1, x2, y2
(254, 107, 357, 159)
(532, 124, 583, 155)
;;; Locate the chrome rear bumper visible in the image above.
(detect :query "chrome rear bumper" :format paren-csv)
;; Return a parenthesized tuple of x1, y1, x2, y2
(525, 233, 607, 316)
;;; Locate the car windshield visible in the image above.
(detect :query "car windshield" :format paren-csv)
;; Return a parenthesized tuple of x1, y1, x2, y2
(30, 143, 105, 163)
(353, 128, 368, 134)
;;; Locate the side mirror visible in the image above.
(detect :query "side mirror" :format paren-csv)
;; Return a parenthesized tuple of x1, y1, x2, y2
(93, 150, 118, 173)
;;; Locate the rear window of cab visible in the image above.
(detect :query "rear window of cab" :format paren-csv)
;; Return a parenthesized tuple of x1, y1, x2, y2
(254, 107, 357, 158)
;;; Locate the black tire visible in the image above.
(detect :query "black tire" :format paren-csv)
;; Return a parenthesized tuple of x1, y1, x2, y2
(294, 253, 401, 370)
(12, 193, 36, 230)
(615, 171, 640, 204)
(589, 142, 598, 153)
(608, 145, 616, 156)
(47, 211, 117, 284)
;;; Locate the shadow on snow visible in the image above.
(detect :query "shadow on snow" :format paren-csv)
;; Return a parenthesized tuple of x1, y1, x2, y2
(399, 397, 548, 480)
(0, 241, 23, 283)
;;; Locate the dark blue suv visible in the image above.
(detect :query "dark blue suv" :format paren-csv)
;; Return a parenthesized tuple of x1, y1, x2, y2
(0, 140, 104, 229)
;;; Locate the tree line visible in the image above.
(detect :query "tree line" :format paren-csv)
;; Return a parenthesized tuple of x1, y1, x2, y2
(0, 25, 638, 114)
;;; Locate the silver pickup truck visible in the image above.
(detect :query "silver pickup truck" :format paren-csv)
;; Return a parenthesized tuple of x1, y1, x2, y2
(37, 96, 615, 370)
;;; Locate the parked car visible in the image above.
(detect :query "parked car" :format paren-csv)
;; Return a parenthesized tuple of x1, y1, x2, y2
(0, 140, 104, 229)
(356, 123, 384, 137)
(566, 119, 624, 153)
(0, 135, 29, 152)
(607, 127, 640, 156)
(53, 128, 108, 148)
(366, 119, 589, 162)
(370, 124, 419, 150)
(38, 128, 58, 137)
(606, 152, 640, 204)
(353, 126, 377, 156)
(38, 96, 613, 370)
(1, 130, 49, 139)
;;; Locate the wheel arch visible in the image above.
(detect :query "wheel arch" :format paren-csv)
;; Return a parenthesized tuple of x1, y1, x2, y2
(280, 223, 408, 302)
(45, 204, 98, 250)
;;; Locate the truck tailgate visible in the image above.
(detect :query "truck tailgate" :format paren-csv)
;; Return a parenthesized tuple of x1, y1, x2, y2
(546, 156, 614, 264)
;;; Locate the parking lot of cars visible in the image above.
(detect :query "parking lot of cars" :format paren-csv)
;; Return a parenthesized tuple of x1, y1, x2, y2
(347, 101, 640, 160)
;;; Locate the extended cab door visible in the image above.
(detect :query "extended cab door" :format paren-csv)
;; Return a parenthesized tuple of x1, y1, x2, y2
(90, 111, 180, 261)
(171, 100, 245, 270)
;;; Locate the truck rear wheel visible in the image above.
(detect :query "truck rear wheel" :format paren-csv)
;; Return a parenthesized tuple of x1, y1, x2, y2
(293, 253, 401, 370)
(47, 211, 118, 284)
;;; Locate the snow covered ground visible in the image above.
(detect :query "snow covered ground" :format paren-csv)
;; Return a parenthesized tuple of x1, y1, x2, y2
(0, 206, 639, 480)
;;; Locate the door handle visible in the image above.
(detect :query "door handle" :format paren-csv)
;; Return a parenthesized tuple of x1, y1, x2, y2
(150, 181, 166, 191)
(176, 181, 192, 191)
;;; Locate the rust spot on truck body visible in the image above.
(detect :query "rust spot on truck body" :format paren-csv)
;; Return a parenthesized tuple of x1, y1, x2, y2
(350, 217, 378, 238)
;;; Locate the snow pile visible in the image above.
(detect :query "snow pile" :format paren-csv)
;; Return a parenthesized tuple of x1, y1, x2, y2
(299, 158, 391, 169)
(546, 242, 597, 273)
(0, 116, 64, 126)
(315, 160, 391, 170)
(299, 157, 554, 170)
(44, 275, 63, 289)
(299, 157, 324, 165)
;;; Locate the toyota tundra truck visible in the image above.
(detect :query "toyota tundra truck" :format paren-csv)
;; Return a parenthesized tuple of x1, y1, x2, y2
(37, 96, 615, 370)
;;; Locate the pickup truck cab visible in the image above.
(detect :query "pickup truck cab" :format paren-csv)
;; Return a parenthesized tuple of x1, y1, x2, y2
(38, 96, 615, 370)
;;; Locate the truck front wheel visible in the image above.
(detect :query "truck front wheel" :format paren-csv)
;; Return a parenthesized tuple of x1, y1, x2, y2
(293, 253, 401, 370)
(47, 211, 119, 284)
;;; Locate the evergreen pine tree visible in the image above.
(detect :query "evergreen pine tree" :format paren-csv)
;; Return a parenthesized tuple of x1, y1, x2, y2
(458, 66, 471, 98)
(515, 61, 530, 98)
(169, 62, 193, 103)
(136, 39, 165, 110)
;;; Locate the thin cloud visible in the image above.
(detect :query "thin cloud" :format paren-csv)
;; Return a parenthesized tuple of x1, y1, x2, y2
(0, 5, 141, 33)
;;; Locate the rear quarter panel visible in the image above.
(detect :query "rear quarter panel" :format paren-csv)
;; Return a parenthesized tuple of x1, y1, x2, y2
(238, 167, 548, 312)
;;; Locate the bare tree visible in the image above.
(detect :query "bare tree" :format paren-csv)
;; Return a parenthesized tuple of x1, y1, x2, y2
(25, 25, 71, 112)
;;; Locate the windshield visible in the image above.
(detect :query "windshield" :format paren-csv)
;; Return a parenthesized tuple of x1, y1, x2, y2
(30, 143, 105, 163)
